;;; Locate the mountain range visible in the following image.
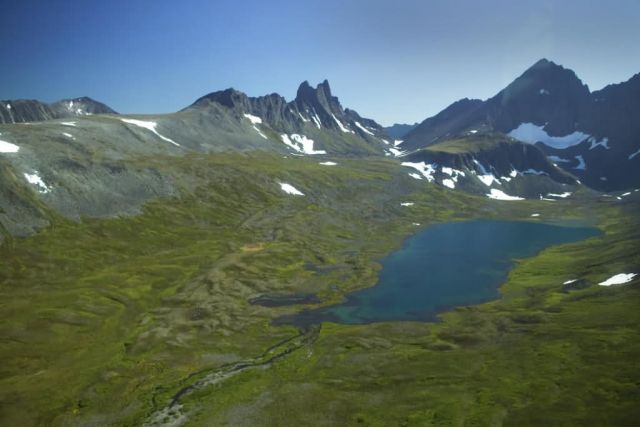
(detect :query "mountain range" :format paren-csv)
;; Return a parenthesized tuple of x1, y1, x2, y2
(0, 59, 638, 239)
(1, 58, 639, 426)
(403, 59, 640, 191)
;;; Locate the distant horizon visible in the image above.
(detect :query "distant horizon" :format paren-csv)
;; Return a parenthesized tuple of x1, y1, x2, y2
(1, 1, 639, 126)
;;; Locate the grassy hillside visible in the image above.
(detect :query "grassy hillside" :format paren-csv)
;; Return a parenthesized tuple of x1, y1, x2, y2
(0, 150, 638, 426)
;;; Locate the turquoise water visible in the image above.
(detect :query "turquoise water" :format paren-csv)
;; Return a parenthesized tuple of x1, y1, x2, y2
(279, 220, 599, 326)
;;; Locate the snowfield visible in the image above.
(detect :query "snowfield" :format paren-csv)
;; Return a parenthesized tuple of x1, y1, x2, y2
(486, 189, 524, 201)
(354, 121, 374, 135)
(442, 178, 455, 189)
(401, 162, 436, 182)
(243, 114, 262, 125)
(508, 122, 590, 149)
(243, 114, 268, 139)
(0, 140, 20, 153)
(120, 118, 181, 147)
(24, 171, 50, 193)
(280, 134, 326, 155)
(331, 114, 354, 134)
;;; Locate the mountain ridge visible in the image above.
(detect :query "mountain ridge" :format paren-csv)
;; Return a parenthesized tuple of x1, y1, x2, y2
(0, 97, 117, 124)
(403, 59, 640, 191)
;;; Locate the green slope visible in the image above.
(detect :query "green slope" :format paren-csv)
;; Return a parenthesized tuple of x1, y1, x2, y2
(0, 150, 638, 426)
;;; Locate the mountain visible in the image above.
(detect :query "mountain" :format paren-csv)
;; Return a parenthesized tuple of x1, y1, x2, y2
(185, 80, 392, 155)
(400, 132, 578, 199)
(403, 59, 640, 191)
(0, 96, 117, 124)
(384, 122, 419, 139)
(0, 80, 394, 239)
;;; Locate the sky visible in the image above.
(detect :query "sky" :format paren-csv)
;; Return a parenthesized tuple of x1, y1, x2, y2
(1, 0, 639, 125)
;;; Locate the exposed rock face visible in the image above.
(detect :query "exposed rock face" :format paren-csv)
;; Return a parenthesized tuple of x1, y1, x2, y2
(187, 80, 390, 154)
(403, 59, 640, 191)
(401, 133, 578, 198)
(0, 97, 117, 124)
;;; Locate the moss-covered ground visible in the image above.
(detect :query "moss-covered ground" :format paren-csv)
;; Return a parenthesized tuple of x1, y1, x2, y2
(0, 152, 638, 426)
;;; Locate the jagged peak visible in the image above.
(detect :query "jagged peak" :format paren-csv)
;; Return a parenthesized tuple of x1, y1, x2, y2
(295, 79, 333, 103)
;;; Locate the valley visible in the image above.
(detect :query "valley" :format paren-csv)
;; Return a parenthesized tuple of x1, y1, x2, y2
(1, 61, 639, 426)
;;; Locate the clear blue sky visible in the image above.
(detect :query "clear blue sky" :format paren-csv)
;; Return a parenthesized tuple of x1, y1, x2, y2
(1, 0, 638, 125)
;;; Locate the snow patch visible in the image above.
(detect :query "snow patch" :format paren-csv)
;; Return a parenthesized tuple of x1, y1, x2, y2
(442, 178, 455, 189)
(331, 114, 354, 133)
(62, 132, 75, 140)
(243, 114, 268, 139)
(400, 202, 414, 207)
(381, 139, 390, 145)
(539, 89, 550, 95)
(393, 140, 404, 147)
(319, 161, 337, 166)
(522, 169, 547, 176)
(243, 114, 262, 125)
(24, 171, 50, 193)
(408, 173, 422, 180)
(0, 140, 20, 153)
(478, 174, 500, 186)
(588, 136, 609, 150)
(508, 122, 590, 149)
(297, 112, 310, 123)
(486, 189, 524, 201)
(280, 134, 326, 155)
(531, 213, 540, 217)
(441, 166, 465, 183)
(548, 155, 570, 163)
(598, 273, 637, 287)
(279, 182, 304, 196)
(354, 121, 374, 136)
(469, 129, 478, 134)
(563, 279, 577, 285)
(60, 122, 77, 127)
(387, 147, 405, 157)
(401, 162, 436, 182)
(120, 118, 181, 147)
(629, 148, 640, 160)
(311, 112, 322, 129)
(574, 155, 586, 170)
(472, 159, 501, 186)
(547, 192, 571, 198)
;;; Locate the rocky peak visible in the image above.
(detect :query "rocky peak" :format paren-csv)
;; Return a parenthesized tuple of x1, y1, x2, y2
(294, 80, 345, 122)
(191, 88, 250, 109)
(51, 96, 117, 115)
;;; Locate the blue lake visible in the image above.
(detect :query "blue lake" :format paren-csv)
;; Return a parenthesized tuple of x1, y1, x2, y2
(279, 220, 599, 326)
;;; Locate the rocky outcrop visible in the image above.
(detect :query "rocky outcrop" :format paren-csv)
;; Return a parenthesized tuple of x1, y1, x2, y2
(0, 97, 117, 124)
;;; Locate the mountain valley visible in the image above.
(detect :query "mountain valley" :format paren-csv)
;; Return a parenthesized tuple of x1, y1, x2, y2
(0, 60, 639, 426)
